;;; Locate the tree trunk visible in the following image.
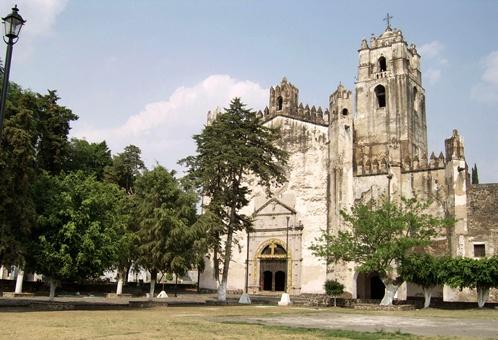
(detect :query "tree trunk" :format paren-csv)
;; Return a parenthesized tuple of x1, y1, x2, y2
(333, 296, 337, 307)
(197, 266, 201, 293)
(149, 269, 157, 300)
(218, 222, 235, 302)
(217, 280, 227, 302)
(49, 279, 56, 301)
(423, 287, 432, 308)
(14, 269, 24, 294)
(477, 286, 489, 308)
(116, 269, 125, 295)
(175, 275, 178, 297)
(124, 266, 130, 283)
(380, 277, 401, 306)
(213, 235, 220, 282)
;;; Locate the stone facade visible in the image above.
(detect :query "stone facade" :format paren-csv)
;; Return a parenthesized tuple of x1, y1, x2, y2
(200, 25, 498, 302)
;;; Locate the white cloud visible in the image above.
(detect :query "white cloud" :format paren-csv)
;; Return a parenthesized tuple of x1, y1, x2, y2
(471, 51, 498, 104)
(0, 0, 68, 59)
(418, 41, 444, 60)
(481, 51, 498, 86)
(425, 69, 441, 85)
(72, 74, 268, 170)
(418, 40, 447, 85)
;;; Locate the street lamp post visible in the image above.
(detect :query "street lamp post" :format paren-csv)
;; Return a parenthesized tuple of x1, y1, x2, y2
(278, 216, 292, 306)
(0, 5, 25, 138)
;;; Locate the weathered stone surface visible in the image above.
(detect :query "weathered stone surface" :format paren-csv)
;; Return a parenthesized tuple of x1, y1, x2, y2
(199, 24, 498, 304)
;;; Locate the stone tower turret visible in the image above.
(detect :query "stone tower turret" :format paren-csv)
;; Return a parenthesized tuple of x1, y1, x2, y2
(354, 25, 427, 170)
(328, 83, 353, 228)
(327, 83, 354, 289)
(269, 77, 299, 117)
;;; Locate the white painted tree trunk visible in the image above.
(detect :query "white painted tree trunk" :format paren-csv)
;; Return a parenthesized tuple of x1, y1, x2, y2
(380, 280, 399, 306)
(116, 270, 124, 295)
(149, 278, 156, 300)
(217, 280, 227, 302)
(423, 287, 432, 308)
(14, 269, 24, 294)
(477, 286, 489, 308)
(49, 280, 56, 301)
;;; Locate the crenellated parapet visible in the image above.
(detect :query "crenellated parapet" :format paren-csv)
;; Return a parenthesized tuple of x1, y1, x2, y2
(206, 106, 223, 124)
(263, 77, 329, 126)
(355, 157, 389, 176)
(354, 151, 447, 176)
(400, 152, 446, 172)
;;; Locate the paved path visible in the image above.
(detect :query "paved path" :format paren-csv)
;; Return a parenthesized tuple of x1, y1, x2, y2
(223, 312, 498, 338)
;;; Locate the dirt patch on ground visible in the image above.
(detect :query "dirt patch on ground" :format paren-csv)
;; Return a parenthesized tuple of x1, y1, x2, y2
(222, 312, 498, 338)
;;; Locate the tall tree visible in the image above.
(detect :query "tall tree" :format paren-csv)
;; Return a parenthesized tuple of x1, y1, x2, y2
(105, 145, 145, 194)
(0, 84, 37, 267)
(29, 172, 126, 300)
(310, 198, 452, 305)
(471, 164, 479, 185)
(134, 166, 203, 299)
(64, 138, 112, 180)
(33, 90, 78, 174)
(1, 85, 77, 266)
(181, 98, 288, 301)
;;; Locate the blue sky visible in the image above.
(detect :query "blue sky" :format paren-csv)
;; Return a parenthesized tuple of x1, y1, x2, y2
(2, 0, 498, 182)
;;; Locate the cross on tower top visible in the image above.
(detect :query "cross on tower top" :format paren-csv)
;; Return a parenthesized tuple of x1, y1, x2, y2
(383, 13, 393, 30)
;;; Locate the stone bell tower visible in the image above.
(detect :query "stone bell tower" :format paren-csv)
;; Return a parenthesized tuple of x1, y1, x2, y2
(354, 19, 428, 169)
(269, 77, 299, 116)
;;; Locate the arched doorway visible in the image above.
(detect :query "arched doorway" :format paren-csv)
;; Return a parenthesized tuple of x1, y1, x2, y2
(258, 241, 287, 292)
(356, 272, 385, 300)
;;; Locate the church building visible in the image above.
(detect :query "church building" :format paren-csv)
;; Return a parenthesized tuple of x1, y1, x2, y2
(200, 22, 498, 302)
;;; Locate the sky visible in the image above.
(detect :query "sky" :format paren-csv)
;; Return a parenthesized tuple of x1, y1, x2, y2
(1, 0, 498, 182)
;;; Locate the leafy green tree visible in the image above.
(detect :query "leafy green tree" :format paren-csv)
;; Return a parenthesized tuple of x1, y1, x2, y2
(65, 138, 112, 180)
(29, 172, 127, 300)
(181, 98, 288, 301)
(134, 166, 203, 299)
(324, 279, 344, 307)
(440, 256, 498, 308)
(399, 253, 445, 308)
(104, 145, 145, 294)
(105, 145, 145, 194)
(112, 194, 138, 295)
(310, 198, 452, 305)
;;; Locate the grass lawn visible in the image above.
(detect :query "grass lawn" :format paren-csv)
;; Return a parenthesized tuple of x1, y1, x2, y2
(0, 305, 496, 339)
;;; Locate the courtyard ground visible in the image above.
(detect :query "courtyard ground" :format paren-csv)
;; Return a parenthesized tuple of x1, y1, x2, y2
(0, 300, 497, 339)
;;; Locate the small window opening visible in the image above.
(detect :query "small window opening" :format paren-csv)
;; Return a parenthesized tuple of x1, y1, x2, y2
(342, 108, 348, 116)
(374, 85, 386, 108)
(474, 244, 485, 258)
(378, 56, 387, 72)
(277, 96, 283, 111)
